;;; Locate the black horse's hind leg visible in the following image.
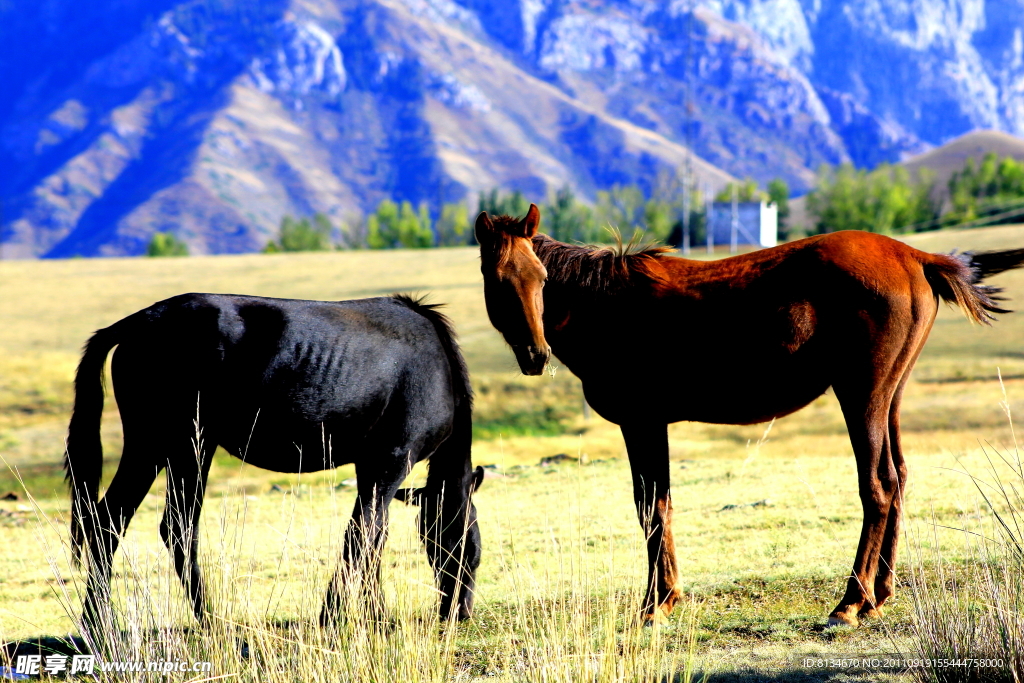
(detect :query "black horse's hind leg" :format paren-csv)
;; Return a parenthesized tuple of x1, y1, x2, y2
(621, 422, 681, 622)
(160, 441, 214, 623)
(82, 438, 161, 638)
(320, 449, 413, 627)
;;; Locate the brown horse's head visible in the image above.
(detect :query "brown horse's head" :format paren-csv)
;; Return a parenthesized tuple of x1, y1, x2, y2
(475, 204, 550, 375)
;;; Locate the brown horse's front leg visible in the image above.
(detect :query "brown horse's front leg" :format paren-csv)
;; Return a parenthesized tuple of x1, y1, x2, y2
(621, 423, 681, 622)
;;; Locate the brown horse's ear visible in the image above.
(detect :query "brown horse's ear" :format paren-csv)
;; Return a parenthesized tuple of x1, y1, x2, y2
(519, 204, 540, 237)
(470, 466, 485, 493)
(395, 487, 424, 505)
(475, 211, 495, 243)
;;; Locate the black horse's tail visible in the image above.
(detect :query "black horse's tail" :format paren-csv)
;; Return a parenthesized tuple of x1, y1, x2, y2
(66, 317, 135, 565)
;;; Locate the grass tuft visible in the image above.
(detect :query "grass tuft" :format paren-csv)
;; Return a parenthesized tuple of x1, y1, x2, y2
(903, 376, 1024, 682)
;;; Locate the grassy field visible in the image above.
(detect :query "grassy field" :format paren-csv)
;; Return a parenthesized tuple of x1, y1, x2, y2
(3, 226, 1024, 680)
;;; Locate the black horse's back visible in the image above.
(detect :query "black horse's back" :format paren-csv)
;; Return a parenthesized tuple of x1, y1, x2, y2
(66, 292, 483, 628)
(89, 293, 456, 469)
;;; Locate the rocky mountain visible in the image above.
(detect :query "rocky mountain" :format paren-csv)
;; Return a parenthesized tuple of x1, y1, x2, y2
(1, 0, 1022, 257)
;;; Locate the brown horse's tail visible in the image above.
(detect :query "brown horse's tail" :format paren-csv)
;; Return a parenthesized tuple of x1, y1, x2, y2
(923, 248, 1024, 324)
(66, 320, 129, 566)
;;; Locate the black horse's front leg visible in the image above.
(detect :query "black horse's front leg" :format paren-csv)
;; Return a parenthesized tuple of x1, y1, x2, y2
(621, 422, 681, 622)
(321, 455, 410, 628)
(321, 496, 389, 627)
(161, 448, 214, 625)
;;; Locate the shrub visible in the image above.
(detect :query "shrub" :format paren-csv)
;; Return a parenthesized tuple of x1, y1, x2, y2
(479, 181, 708, 247)
(806, 163, 937, 234)
(367, 200, 434, 249)
(436, 203, 470, 246)
(264, 214, 333, 253)
(715, 178, 764, 203)
(146, 232, 189, 257)
(948, 152, 1024, 223)
(905, 381, 1024, 682)
(543, 186, 596, 243)
(478, 188, 530, 219)
(767, 178, 790, 236)
(595, 185, 646, 235)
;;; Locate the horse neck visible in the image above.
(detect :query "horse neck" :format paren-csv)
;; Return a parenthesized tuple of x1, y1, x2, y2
(531, 235, 635, 311)
(530, 237, 618, 368)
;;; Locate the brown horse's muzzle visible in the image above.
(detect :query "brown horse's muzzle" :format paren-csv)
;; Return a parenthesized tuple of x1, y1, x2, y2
(513, 344, 550, 376)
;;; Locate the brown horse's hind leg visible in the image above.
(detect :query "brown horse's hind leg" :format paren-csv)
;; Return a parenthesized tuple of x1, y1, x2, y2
(621, 423, 681, 622)
(829, 355, 912, 627)
(870, 370, 912, 615)
(828, 394, 896, 626)
(830, 304, 931, 626)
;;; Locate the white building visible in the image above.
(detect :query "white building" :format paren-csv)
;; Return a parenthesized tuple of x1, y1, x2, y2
(707, 201, 778, 248)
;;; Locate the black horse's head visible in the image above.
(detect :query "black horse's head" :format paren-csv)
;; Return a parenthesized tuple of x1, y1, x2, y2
(396, 465, 485, 620)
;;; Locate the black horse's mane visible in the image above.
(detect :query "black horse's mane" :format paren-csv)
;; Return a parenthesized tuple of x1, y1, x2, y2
(391, 294, 472, 408)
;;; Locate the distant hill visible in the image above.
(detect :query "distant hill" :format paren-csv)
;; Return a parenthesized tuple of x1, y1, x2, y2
(901, 130, 1024, 204)
(788, 130, 1024, 232)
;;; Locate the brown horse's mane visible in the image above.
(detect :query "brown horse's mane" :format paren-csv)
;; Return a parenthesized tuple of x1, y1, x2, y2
(530, 232, 673, 293)
(485, 213, 672, 292)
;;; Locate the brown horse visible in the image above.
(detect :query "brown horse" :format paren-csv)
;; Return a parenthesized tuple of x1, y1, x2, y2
(476, 204, 1024, 626)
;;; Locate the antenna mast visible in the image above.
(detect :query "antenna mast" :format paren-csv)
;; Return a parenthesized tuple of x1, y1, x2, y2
(681, 1, 694, 255)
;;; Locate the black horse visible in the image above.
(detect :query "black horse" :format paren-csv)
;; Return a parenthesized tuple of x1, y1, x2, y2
(65, 293, 483, 633)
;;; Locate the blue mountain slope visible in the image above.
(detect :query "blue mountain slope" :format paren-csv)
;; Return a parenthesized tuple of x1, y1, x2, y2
(1, 0, 1020, 257)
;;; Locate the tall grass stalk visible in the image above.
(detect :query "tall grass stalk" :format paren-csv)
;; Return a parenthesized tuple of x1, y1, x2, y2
(12, 453, 702, 681)
(905, 376, 1024, 682)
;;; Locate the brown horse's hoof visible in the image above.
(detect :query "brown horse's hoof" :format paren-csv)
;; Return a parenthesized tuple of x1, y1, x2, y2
(661, 588, 683, 615)
(640, 587, 683, 626)
(858, 606, 884, 620)
(827, 610, 859, 628)
(641, 610, 669, 627)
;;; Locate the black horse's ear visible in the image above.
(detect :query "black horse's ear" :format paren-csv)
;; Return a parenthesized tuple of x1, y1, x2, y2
(395, 487, 424, 505)
(518, 204, 540, 238)
(475, 211, 495, 243)
(470, 466, 485, 493)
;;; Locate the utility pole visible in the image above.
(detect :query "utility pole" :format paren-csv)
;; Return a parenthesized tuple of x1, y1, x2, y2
(705, 182, 713, 255)
(730, 182, 738, 254)
(681, 182, 691, 254)
(682, 1, 694, 256)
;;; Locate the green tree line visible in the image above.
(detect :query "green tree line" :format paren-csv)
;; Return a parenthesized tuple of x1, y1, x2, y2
(144, 151, 1024, 258)
(805, 164, 937, 234)
(255, 178, 789, 254)
(804, 152, 1024, 235)
(947, 152, 1024, 223)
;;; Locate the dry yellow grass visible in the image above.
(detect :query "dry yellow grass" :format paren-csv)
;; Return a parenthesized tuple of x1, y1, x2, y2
(2, 225, 1024, 679)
